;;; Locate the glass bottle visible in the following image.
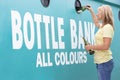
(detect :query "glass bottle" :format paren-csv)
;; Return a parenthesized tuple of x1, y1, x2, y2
(82, 37, 95, 55)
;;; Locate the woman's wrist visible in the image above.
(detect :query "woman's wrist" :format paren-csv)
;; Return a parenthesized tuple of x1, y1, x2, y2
(89, 9, 94, 14)
(90, 45, 95, 50)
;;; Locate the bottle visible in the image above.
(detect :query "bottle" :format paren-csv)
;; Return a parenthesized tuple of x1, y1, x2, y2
(81, 6, 86, 11)
(78, 5, 91, 13)
(77, 6, 88, 13)
(82, 37, 95, 55)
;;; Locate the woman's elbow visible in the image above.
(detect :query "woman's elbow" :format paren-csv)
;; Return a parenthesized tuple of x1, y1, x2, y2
(103, 45, 110, 50)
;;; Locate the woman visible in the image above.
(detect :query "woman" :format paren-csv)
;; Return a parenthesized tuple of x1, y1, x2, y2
(85, 5, 114, 80)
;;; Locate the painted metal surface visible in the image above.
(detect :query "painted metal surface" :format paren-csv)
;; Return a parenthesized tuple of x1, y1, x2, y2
(0, 0, 120, 80)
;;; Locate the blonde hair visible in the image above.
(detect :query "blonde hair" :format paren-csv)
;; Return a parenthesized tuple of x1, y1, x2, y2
(99, 5, 114, 28)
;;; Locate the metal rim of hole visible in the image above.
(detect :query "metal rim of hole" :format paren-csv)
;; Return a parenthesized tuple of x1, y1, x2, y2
(41, 0, 50, 7)
(118, 10, 120, 21)
(75, 0, 82, 14)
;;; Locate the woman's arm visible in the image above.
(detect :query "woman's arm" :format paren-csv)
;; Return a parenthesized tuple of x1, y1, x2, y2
(85, 37, 112, 51)
(86, 6, 100, 28)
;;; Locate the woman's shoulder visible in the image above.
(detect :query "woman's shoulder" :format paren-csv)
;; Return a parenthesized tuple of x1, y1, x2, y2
(104, 24, 112, 27)
(102, 24, 114, 38)
(103, 24, 113, 30)
(102, 24, 114, 34)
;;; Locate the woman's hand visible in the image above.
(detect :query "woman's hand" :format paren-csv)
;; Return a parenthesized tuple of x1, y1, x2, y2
(85, 45, 92, 51)
(85, 5, 93, 12)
